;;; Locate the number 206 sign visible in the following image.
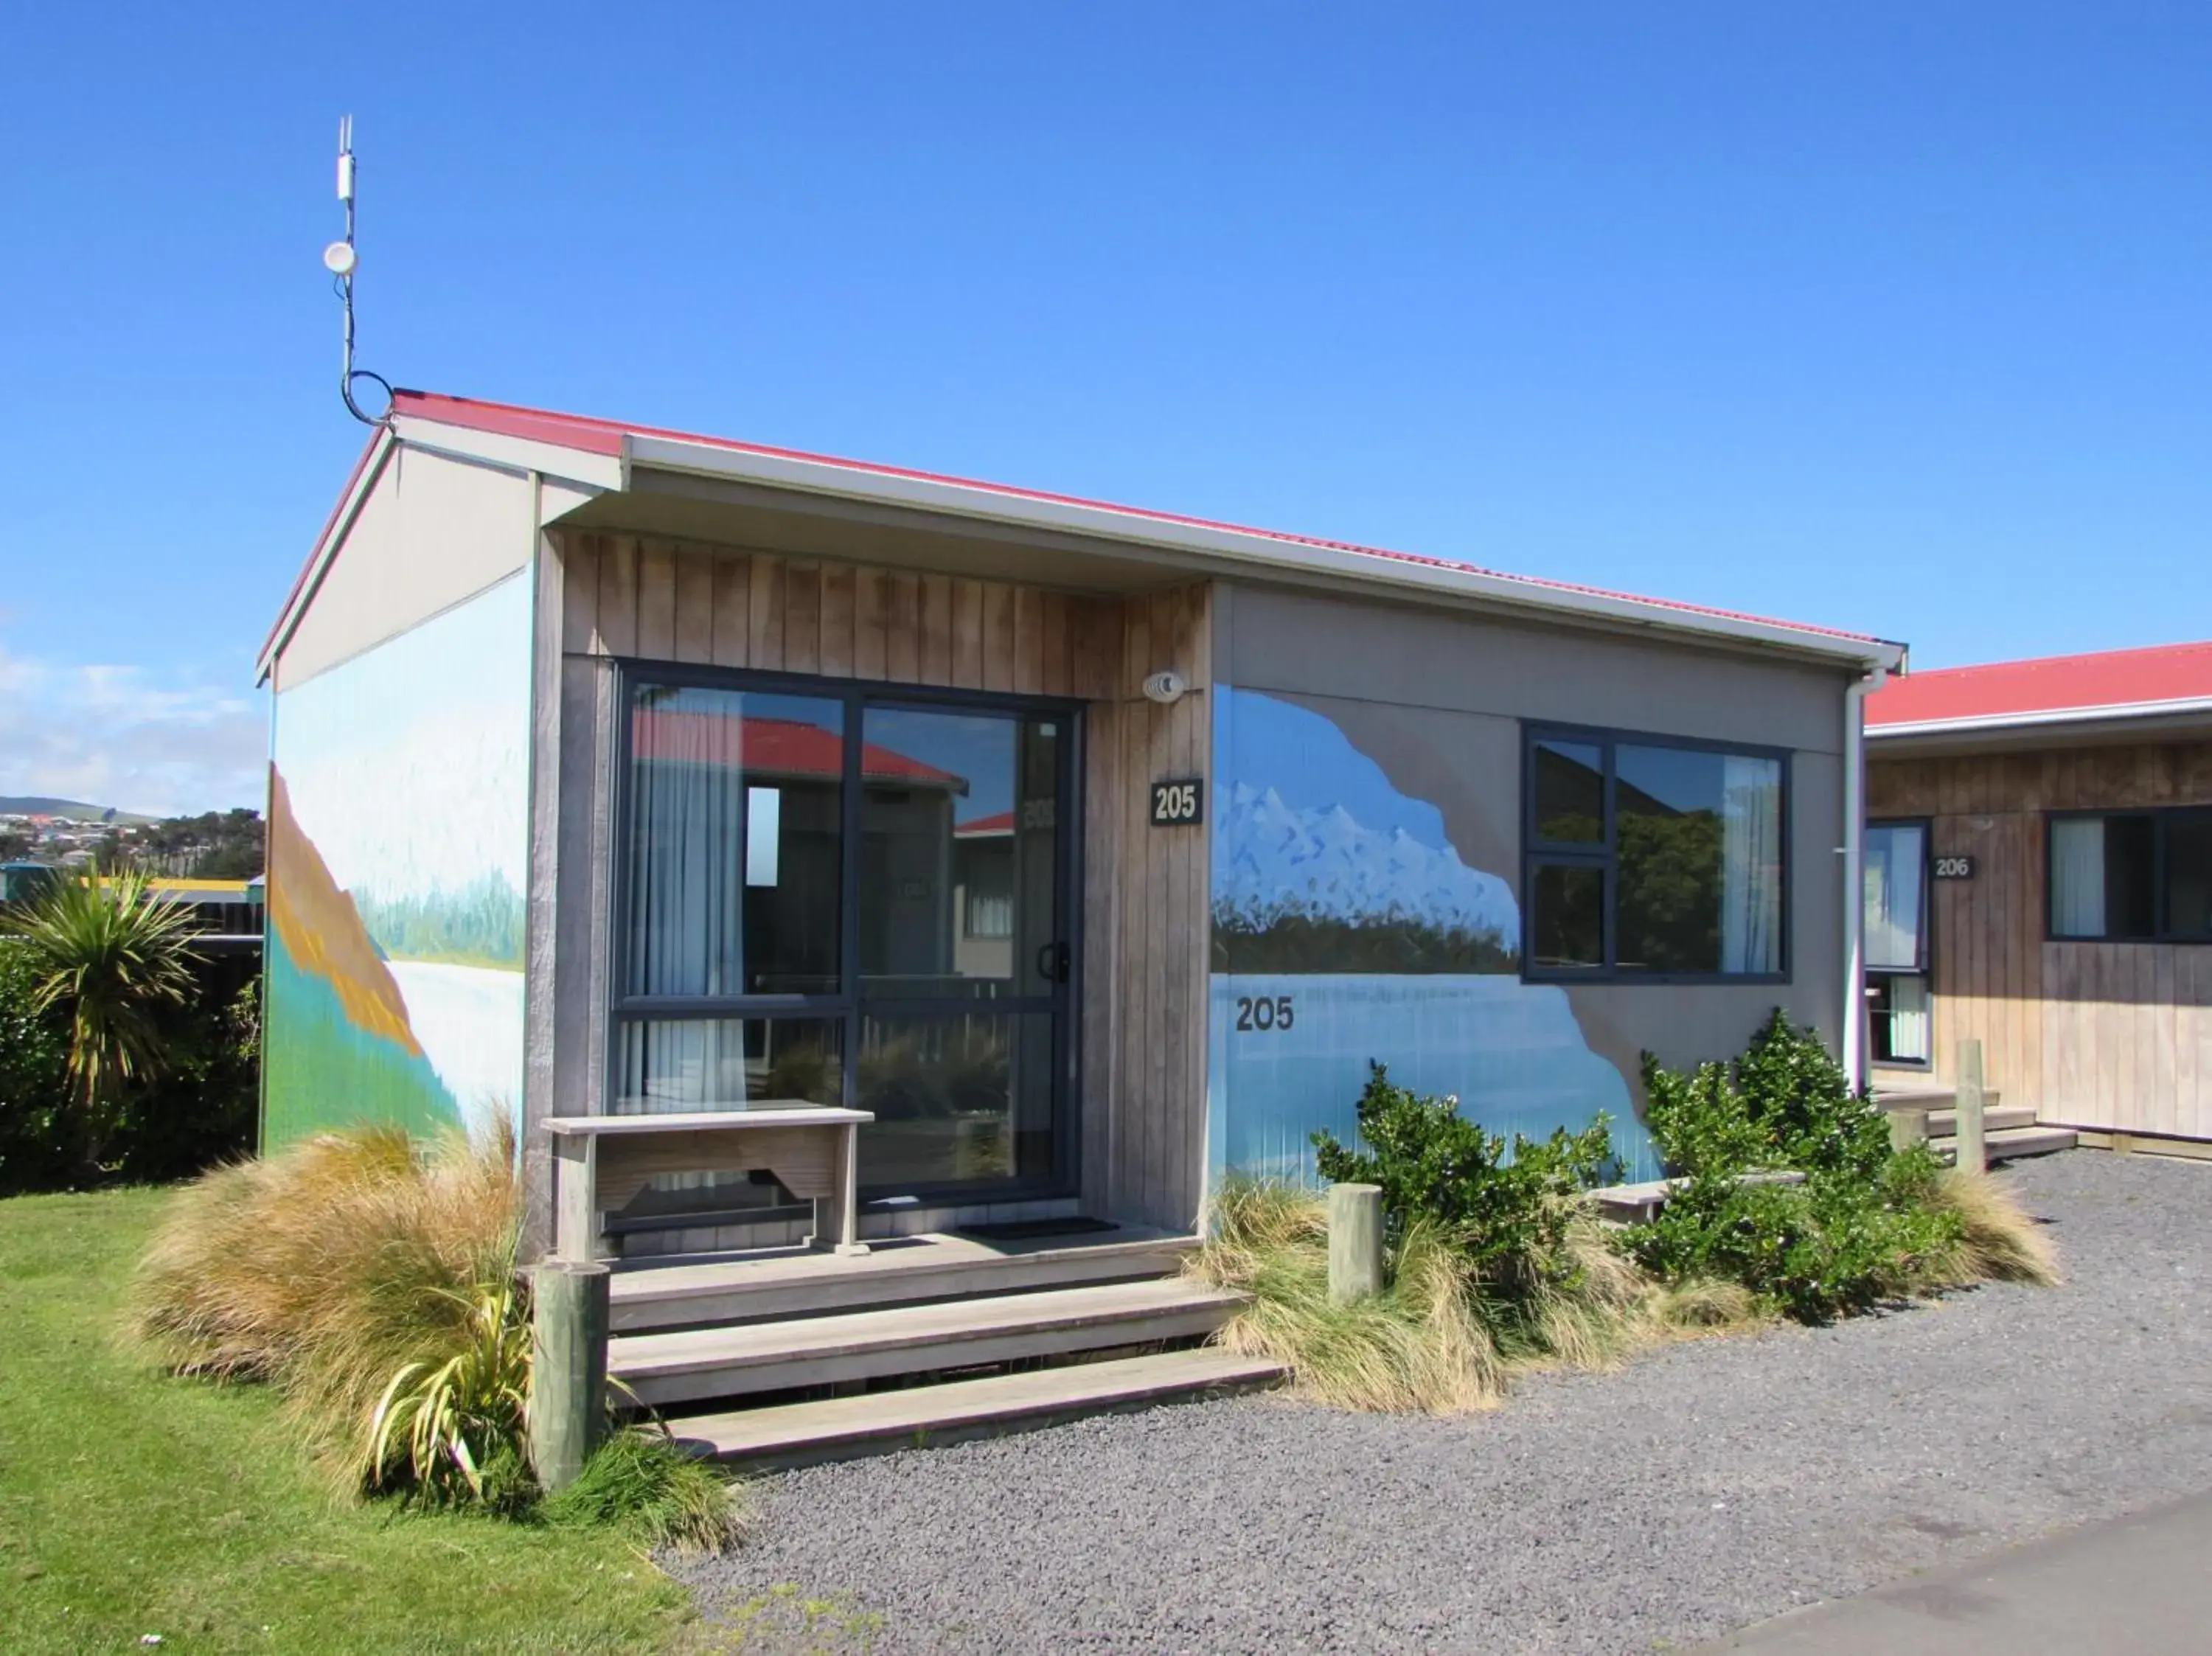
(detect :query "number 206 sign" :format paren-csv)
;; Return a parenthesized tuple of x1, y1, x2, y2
(1150, 778, 1203, 826)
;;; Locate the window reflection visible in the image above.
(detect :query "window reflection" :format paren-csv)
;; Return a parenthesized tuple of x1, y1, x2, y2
(860, 709, 1060, 1000)
(625, 686, 844, 997)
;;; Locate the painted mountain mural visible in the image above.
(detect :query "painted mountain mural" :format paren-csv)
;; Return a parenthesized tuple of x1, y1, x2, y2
(264, 768, 459, 1144)
(262, 572, 531, 1150)
(1207, 686, 1661, 1184)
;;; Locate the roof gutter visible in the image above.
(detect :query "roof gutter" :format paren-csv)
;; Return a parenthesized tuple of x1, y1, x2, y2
(622, 432, 1906, 672)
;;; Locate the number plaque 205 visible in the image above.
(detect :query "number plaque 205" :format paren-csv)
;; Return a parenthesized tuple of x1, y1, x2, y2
(1234, 995, 1295, 1032)
(1149, 778, 1203, 826)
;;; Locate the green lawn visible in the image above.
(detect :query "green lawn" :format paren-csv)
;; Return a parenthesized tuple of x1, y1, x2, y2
(0, 1186, 706, 1655)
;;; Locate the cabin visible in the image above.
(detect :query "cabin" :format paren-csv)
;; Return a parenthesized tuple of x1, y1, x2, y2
(1865, 641, 2212, 1152)
(255, 391, 1902, 1456)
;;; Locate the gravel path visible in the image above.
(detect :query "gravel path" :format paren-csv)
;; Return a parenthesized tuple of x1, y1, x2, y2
(672, 1151, 2212, 1654)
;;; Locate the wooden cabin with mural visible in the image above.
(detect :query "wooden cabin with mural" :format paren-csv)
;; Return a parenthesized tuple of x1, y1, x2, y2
(257, 390, 1902, 1457)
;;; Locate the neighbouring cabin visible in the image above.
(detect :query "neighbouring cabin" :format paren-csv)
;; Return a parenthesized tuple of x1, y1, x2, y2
(257, 390, 1902, 1267)
(1866, 642, 2212, 1147)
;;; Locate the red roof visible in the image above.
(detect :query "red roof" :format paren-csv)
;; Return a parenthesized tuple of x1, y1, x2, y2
(1867, 640, 2212, 730)
(955, 810, 1015, 837)
(378, 389, 1886, 648)
(630, 712, 967, 789)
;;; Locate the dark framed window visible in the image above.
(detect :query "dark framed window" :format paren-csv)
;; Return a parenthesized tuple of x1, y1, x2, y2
(1523, 724, 1790, 982)
(1865, 818, 1932, 1068)
(609, 664, 1082, 1225)
(2048, 807, 2212, 943)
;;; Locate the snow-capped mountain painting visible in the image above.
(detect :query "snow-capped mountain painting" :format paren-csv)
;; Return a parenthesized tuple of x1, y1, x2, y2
(1210, 687, 1518, 973)
(1215, 782, 1517, 939)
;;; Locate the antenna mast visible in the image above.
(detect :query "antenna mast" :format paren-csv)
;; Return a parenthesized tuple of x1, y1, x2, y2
(324, 116, 392, 425)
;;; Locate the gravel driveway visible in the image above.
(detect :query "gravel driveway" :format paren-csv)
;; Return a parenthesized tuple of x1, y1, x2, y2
(672, 1151, 2212, 1655)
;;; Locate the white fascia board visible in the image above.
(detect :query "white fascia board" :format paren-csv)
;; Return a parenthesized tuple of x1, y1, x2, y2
(255, 425, 397, 683)
(626, 433, 1904, 670)
(389, 414, 625, 494)
(1866, 695, 2212, 741)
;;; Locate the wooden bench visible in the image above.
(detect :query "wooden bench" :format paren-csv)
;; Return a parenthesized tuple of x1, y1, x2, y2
(543, 1105, 876, 1262)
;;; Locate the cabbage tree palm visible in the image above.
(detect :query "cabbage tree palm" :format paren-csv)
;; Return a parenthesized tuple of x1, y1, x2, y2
(1, 863, 201, 1174)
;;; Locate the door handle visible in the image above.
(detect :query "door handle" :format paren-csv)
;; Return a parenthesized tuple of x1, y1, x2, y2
(1035, 941, 1071, 984)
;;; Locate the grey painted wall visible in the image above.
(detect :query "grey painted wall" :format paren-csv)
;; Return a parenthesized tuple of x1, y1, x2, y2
(1215, 580, 1855, 1107)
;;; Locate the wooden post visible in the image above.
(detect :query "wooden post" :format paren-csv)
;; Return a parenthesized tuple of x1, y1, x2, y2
(1954, 1039, 1986, 1174)
(1888, 1107, 1929, 1152)
(1327, 1183, 1385, 1304)
(529, 1260, 610, 1495)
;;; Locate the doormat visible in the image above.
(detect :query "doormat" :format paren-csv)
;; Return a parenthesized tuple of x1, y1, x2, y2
(955, 1216, 1121, 1242)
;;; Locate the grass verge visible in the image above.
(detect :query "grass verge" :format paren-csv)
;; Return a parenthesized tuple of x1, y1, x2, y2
(0, 1186, 701, 1655)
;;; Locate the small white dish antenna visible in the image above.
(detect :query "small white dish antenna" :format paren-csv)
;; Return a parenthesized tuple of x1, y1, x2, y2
(322, 240, 357, 276)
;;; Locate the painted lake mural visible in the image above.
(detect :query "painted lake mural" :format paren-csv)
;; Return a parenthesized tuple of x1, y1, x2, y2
(1207, 686, 1660, 1186)
(264, 573, 532, 1149)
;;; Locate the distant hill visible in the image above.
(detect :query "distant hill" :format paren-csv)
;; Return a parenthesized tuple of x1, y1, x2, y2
(0, 796, 155, 824)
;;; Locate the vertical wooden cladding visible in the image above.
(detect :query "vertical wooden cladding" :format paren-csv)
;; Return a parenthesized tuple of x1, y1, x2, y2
(1868, 742, 2212, 1141)
(1083, 585, 1214, 1231)
(556, 533, 1096, 700)
(555, 532, 1215, 1227)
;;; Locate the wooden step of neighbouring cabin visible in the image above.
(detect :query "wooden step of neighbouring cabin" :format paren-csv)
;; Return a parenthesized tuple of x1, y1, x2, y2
(666, 1349, 1285, 1470)
(609, 1229, 1197, 1335)
(609, 1277, 1248, 1408)
(1935, 1124, 2079, 1163)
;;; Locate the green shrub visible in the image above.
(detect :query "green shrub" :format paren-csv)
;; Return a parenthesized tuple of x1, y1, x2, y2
(1626, 1011, 1966, 1321)
(0, 939, 255, 1195)
(0, 941, 74, 1192)
(1311, 1062, 1616, 1279)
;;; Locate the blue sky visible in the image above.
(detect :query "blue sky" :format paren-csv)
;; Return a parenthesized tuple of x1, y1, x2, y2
(1, 3, 2206, 813)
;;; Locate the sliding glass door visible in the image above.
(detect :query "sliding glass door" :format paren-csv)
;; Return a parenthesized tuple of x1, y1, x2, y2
(611, 672, 1077, 1225)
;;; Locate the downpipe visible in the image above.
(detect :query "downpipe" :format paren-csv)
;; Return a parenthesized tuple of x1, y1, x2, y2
(1840, 667, 1888, 1090)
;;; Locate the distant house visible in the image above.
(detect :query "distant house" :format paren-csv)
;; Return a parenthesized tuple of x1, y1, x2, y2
(1865, 641, 2212, 1147)
(258, 389, 1903, 1254)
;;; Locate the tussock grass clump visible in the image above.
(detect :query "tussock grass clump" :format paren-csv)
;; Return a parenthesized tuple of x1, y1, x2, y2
(131, 1124, 756, 1550)
(1921, 1168, 2061, 1289)
(1192, 1183, 1502, 1413)
(541, 1427, 754, 1554)
(131, 1124, 524, 1479)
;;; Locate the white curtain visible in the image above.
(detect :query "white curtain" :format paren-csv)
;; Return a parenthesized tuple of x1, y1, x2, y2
(620, 691, 748, 1115)
(2051, 818, 2106, 938)
(1719, 754, 1784, 973)
(1863, 824, 1927, 971)
(1886, 974, 1931, 1063)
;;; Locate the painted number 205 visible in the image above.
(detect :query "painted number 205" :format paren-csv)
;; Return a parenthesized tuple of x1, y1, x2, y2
(1235, 995, 1295, 1032)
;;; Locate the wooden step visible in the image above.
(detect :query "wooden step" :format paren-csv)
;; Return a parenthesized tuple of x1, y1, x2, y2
(610, 1278, 1247, 1408)
(1923, 1104, 2036, 1138)
(1937, 1125, 2078, 1163)
(610, 1230, 1195, 1334)
(667, 1349, 1285, 1469)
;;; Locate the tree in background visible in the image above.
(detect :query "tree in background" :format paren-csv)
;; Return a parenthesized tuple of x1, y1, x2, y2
(1, 864, 203, 1175)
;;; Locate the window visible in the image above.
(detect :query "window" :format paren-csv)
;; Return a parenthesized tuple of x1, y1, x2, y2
(1864, 821, 1929, 973)
(1864, 820, 1932, 1066)
(1523, 726, 1787, 980)
(2049, 808, 2212, 942)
